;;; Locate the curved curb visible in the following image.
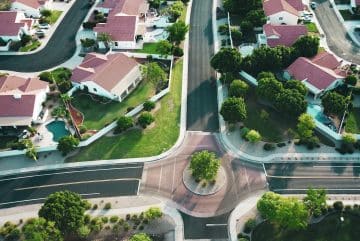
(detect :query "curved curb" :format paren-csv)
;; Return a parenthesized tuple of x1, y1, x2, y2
(182, 165, 227, 196)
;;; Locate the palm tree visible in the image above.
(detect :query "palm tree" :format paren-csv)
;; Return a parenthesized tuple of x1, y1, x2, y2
(97, 32, 113, 49)
(60, 94, 72, 104)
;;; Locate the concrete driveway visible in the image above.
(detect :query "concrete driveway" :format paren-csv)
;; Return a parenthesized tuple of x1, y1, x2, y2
(314, 0, 360, 64)
(0, 0, 91, 72)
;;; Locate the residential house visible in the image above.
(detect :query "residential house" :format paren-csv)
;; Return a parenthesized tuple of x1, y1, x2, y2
(0, 11, 31, 43)
(263, 0, 304, 25)
(351, 0, 360, 9)
(71, 52, 142, 101)
(94, 0, 148, 49)
(0, 75, 49, 127)
(284, 51, 347, 98)
(11, 0, 52, 18)
(258, 23, 307, 47)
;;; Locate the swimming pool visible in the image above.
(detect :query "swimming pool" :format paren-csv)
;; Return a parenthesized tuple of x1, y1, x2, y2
(46, 120, 70, 142)
(307, 104, 330, 123)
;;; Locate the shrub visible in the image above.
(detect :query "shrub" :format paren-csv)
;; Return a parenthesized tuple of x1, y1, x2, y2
(82, 21, 97, 29)
(245, 130, 262, 143)
(110, 216, 119, 223)
(143, 100, 155, 111)
(172, 46, 184, 56)
(138, 112, 155, 128)
(243, 218, 256, 233)
(345, 75, 357, 86)
(84, 214, 91, 224)
(229, 79, 249, 97)
(92, 204, 98, 210)
(104, 202, 111, 209)
(240, 127, 250, 139)
(38, 71, 53, 83)
(333, 201, 344, 211)
(144, 207, 163, 220)
(218, 24, 229, 35)
(263, 143, 275, 151)
(79, 125, 87, 134)
(115, 116, 133, 134)
(101, 216, 109, 223)
(277, 142, 286, 147)
(9, 41, 22, 51)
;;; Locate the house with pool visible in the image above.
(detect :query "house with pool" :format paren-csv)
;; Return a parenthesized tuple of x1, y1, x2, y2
(0, 75, 49, 128)
(70, 52, 142, 101)
(284, 51, 347, 99)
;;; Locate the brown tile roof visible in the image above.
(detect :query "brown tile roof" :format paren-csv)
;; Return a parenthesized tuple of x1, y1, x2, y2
(97, 0, 148, 16)
(0, 95, 35, 117)
(264, 24, 308, 47)
(71, 52, 139, 92)
(263, 0, 299, 16)
(0, 75, 48, 94)
(11, 0, 47, 9)
(0, 11, 25, 36)
(94, 15, 136, 41)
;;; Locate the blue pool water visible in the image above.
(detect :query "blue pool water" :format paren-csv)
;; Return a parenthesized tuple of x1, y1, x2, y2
(307, 104, 330, 123)
(46, 120, 70, 142)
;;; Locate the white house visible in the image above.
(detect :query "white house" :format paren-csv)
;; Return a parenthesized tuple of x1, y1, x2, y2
(351, 0, 360, 9)
(11, 0, 52, 18)
(284, 52, 346, 98)
(71, 52, 142, 101)
(0, 75, 49, 127)
(0, 11, 31, 43)
(263, 0, 304, 25)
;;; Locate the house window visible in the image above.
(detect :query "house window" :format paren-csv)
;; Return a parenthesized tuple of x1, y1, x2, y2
(121, 91, 127, 100)
(114, 42, 118, 46)
(279, 17, 283, 20)
(93, 88, 97, 92)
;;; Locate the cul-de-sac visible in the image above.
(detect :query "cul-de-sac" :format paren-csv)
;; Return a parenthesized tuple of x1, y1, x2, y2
(0, 0, 360, 240)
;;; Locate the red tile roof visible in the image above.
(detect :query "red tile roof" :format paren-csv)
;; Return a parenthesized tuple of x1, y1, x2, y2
(71, 52, 140, 92)
(0, 75, 48, 94)
(286, 0, 305, 11)
(97, 0, 148, 16)
(286, 52, 346, 90)
(11, 0, 47, 9)
(0, 95, 35, 117)
(264, 24, 307, 47)
(0, 11, 25, 36)
(94, 15, 136, 41)
(263, 0, 300, 16)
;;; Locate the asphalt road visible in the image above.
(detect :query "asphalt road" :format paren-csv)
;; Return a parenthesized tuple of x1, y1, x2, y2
(186, 0, 219, 132)
(314, 0, 360, 64)
(181, 211, 230, 240)
(0, 0, 91, 72)
(265, 162, 360, 194)
(0, 163, 143, 208)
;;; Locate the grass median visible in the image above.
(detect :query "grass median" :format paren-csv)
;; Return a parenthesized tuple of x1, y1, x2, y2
(67, 60, 183, 161)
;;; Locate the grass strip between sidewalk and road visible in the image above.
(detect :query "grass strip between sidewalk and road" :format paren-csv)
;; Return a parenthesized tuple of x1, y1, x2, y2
(66, 60, 183, 161)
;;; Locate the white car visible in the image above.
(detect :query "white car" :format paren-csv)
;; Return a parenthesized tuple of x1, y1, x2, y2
(302, 15, 312, 23)
(38, 23, 50, 29)
(311, 2, 317, 10)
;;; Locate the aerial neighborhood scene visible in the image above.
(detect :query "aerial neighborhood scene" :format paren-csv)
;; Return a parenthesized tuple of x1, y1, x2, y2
(1, 0, 360, 240)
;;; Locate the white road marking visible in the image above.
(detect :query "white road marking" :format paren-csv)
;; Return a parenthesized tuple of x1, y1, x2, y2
(15, 178, 139, 191)
(206, 223, 228, 227)
(0, 166, 143, 182)
(267, 175, 360, 179)
(158, 164, 163, 192)
(0, 193, 100, 206)
(274, 188, 360, 192)
(171, 158, 177, 194)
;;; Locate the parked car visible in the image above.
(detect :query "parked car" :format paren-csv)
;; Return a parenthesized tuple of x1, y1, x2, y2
(35, 30, 45, 38)
(310, 2, 317, 10)
(38, 23, 50, 29)
(302, 16, 312, 23)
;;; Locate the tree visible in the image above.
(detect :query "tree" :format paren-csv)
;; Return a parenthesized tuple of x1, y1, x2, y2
(166, 1, 184, 21)
(143, 100, 156, 111)
(60, 93, 72, 103)
(80, 38, 96, 48)
(115, 116, 134, 134)
(39, 191, 89, 235)
(156, 40, 173, 56)
(22, 218, 63, 241)
(220, 97, 247, 123)
(167, 21, 189, 45)
(25, 146, 37, 161)
(297, 113, 316, 141)
(304, 188, 327, 216)
(97, 32, 112, 48)
(229, 79, 249, 97)
(144, 207, 163, 220)
(40, 9, 52, 17)
(342, 133, 356, 144)
(275, 45, 297, 68)
(190, 150, 221, 181)
(257, 192, 308, 230)
(345, 75, 357, 86)
(138, 112, 155, 128)
(210, 48, 242, 74)
(245, 9, 266, 27)
(141, 62, 167, 91)
(275, 88, 307, 117)
(256, 77, 283, 103)
(240, 20, 253, 36)
(231, 29, 242, 46)
(130, 233, 152, 241)
(246, 130, 262, 142)
(57, 135, 79, 155)
(321, 92, 347, 116)
(293, 36, 319, 58)
(251, 46, 283, 73)
(257, 71, 275, 80)
(0, 0, 11, 11)
(223, 0, 262, 15)
(284, 80, 307, 96)
(38, 71, 53, 83)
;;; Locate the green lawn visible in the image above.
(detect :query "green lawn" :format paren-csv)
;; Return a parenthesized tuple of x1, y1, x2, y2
(19, 40, 41, 52)
(243, 90, 296, 142)
(71, 81, 155, 130)
(44, 10, 62, 24)
(339, 10, 360, 21)
(345, 108, 360, 134)
(134, 43, 162, 54)
(252, 212, 360, 241)
(67, 60, 183, 161)
(305, 23, 319, 33)
(0, 136, 18, 150)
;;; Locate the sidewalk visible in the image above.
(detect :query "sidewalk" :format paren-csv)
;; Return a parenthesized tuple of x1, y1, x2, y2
(0, 195, 184, 241)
